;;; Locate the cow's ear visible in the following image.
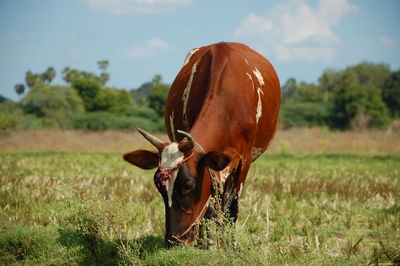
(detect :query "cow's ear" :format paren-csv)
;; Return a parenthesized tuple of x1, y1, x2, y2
(203, 151, 231, 171)
(123, 150, 159, 170)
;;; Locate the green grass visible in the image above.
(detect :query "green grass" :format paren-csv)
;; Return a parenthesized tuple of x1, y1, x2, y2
(1, 151, 399, 265)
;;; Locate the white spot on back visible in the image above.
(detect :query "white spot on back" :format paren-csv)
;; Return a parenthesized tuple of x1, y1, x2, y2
(245, 59, 249, 65)
(253, 68, 265, 86)
(256, 87, 264, 124)
(182, 62, 198, 130)
(160, 143, 184, 208)
(183, 47, 200, 66)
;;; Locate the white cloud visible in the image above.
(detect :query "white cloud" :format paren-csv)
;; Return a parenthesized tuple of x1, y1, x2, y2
(122, 38, 170, 59)
(233, 13, 273, 40)
(234, 0, 358, 62)
(379, 36, 397, 48)
(81, 0, 194, 14)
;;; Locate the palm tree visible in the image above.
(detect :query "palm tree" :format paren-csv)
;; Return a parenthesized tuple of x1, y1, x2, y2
(14, 83, 25, 99)
(42, 67, 56, 83)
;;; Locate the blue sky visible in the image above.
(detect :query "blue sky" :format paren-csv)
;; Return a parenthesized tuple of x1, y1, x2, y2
(1, 0, 399, 100)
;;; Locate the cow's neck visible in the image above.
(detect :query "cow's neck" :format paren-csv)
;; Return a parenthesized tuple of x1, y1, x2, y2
(188, 111, 229, 154)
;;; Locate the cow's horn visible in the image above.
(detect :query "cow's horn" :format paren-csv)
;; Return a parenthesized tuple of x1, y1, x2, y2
(177, 130, 195, 153)
(137, 128, 164, 150)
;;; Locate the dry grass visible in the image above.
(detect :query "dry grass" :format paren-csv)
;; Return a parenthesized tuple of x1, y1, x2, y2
(269, 127, 400, 153)
(0, 130, 167, 152)
(0, 128, 399, 153)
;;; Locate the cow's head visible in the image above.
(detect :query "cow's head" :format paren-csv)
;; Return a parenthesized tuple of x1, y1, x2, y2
(123, 128, 230, 247)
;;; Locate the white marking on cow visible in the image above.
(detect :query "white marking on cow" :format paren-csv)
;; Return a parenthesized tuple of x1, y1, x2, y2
(182, 62, 198, 130)
(246, 72, 255, 92)
(238, 183, 243, 198)
(219, 166, 231, 183)
(183, 47, 200, 66)
(160, 143, 184, 208)
(245, 59, 249, 65)
(256, 87, 264, 124)
(253, 68, 265, 86)
(251, 147, 264, 161)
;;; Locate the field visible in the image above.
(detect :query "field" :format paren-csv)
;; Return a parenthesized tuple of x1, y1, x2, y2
(1, 129, 399, 265)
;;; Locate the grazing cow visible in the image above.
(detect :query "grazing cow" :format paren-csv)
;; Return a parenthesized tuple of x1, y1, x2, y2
(124, 42, 280, 247)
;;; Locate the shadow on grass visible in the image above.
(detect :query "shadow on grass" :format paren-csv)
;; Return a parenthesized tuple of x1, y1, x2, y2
(57, 227, 164, 264)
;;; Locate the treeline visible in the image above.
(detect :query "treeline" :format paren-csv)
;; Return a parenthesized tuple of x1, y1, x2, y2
(0, 61, 399, 132)
(0, 61, 168, 132)
(280, 62, 399, 130)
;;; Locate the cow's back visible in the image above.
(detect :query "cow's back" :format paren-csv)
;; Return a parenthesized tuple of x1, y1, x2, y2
(165, 42, 280, 161)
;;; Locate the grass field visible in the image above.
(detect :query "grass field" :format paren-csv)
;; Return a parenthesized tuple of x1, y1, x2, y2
(1, 130, 399, 265)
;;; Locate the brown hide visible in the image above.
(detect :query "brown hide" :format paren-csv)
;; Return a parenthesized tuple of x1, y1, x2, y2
(165, 42, 280, 163)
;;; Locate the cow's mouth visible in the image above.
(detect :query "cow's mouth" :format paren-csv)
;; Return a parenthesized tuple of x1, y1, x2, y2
(166, 223, 200, 247)
(166, 196, 211, 247)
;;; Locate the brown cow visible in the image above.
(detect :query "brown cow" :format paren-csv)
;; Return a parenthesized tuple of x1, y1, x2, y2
(124, 42, 280, 247)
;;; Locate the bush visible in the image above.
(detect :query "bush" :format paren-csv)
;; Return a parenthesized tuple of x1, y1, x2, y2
(93, 88, 132, 113)
(280, 101, 331, 129)
(72, 112, 164, 132)
(0, 101, 59, 131)
(21, 84, 84, 128)
(125, 104, 159, 120)
(0, 113, 19, 131)
(72, 112, 115, 131)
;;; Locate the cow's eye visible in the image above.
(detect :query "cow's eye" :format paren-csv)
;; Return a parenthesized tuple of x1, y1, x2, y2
(182, 181, 195, 195)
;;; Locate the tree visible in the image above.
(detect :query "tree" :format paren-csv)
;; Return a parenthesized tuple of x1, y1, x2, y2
(281, 77, 298, 103)
(14, 84, 25, 98)
(21, 84, 84, 127)
(62, 67, 78, 83)
(331, 84, 390, 129)
(93, 87, 132, 113)
(41, 67, 56, 83)
(296, 82, 324, 103)
(62, 67, 100, 84)
(71, 78, 102, 111)
(97, 60, 110, 85)
(318, 69, 342, 102)
(148, 75, 169, 118)
(382, 69, 400, 117)
(340, 62, 391, 88)
(97, 60, 108, 71)
(25, 71, 42, 89)
(152, 74, 162, 84)
(24, 67, 56, 89)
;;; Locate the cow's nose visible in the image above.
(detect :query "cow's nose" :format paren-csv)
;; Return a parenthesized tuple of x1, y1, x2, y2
(165, 234, 182, 248)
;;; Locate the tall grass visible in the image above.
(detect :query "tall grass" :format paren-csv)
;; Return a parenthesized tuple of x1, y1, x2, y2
(1, 151, 399, 264)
